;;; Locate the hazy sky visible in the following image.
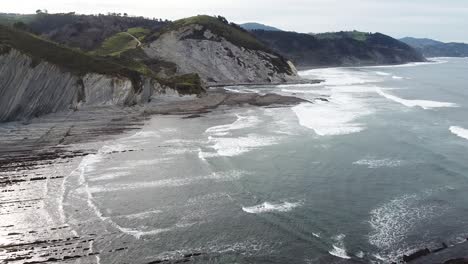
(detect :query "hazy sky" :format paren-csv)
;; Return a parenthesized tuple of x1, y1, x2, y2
(3, 0, 468, 42)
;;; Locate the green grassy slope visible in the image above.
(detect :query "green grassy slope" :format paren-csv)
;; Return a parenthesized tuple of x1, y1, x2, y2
(0, 25, 204, 93)
(94, 32, 139, 56)
(94, 27, 151, 56)
(153, 15, 271, 52)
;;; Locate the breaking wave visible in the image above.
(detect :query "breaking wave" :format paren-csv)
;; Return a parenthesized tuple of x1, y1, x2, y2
(450, 126, 468, 141)
(242, 201, 302, 214)
(376, 88, 458, 109)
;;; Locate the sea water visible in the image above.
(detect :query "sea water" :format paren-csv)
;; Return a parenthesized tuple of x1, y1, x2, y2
(63, 57, 468, 263)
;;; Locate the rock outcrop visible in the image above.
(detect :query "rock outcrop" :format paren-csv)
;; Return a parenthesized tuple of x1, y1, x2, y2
(0, 49, 168, 122)
(143, 16, 299, 85)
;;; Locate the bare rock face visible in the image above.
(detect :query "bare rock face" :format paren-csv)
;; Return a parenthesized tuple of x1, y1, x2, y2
(0, 49, 168, 122)
(143, 24, 299, 85)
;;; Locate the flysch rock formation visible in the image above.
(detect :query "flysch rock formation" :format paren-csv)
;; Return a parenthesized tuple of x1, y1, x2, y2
(0, 49, 177, 122)
(143, 24, 299, 86)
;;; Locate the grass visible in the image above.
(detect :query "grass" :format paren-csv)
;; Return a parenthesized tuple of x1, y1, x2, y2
(93, 32, 139, 56)
(93, 27, 151, 56)
(315, 31, 370, 42)
(158, 73, 204, 95)
(152, 15, 270, 52)
(127, 27, 150, 40)
(0, 24, 146, 83)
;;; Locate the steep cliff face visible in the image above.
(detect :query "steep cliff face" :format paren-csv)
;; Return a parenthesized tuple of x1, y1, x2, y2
(143, 16, 299, 85)
(0, 49, 164, 122)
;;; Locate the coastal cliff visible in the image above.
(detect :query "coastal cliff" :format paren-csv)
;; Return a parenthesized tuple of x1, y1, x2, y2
(0, 48, 166, 121)
(143, 16, 299, 85)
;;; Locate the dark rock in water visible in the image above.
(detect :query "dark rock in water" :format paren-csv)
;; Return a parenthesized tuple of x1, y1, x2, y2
(444, 259, 468, 264)
(403, 248, 430, 262)
(432, 242, 449, 253)
(316, 98, 329, 102)
(182, 114, 203, 119)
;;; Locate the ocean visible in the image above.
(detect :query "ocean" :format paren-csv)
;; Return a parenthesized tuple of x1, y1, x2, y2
(61, 57, 468, 263)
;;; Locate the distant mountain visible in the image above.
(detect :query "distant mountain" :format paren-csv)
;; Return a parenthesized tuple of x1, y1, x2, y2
(240, 22, 282, 31)
(251, 30, 426, 68)
(399, 37, 443, 49)
(400, 37, 468, 57)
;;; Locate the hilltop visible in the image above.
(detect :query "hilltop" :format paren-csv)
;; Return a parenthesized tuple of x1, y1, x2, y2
(240, 22, 282, 31)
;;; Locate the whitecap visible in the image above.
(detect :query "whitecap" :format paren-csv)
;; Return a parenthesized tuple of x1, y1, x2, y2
(376, 88, 458, 109)
(242, 201, 302, 214)
(328, 234, 351, 259)
(353, 159, 403, 169)
(450, 126, 468, 141)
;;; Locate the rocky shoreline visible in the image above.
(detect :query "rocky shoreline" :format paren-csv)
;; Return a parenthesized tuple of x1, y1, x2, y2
(144, 88, 310, 116)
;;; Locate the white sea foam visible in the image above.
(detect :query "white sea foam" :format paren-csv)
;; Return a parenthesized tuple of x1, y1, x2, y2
(126, 131, 159, 140)
(392, 76, 404, 80)
(375, 71, 390, 76)
(328, 234, 351, 259)
(207, 134, 279, 157)
(242, 201, 302, 214)
(117, 210, 163, 219)
(90, 171, 129, 181)
(368, 191, 448, 261)
(376, 88, 458, 109)
(276, 83, 324, 88)
(292, 95, 372, 136)
(353, 159, 403, 169)
(88, 170, 246, 193)
(205, 114, 260, 136)
(450, 126, 468, 141)
(300, 68, 380, 86)
(281, 89, 327, 95)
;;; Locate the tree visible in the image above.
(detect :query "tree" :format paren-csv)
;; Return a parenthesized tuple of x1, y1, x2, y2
(36, 9, 42, 14)
(123, 13, 128, 17)
(13, 22, 28, 31)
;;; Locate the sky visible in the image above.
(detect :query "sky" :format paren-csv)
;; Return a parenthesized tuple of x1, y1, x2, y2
(3, 0, 468, 42)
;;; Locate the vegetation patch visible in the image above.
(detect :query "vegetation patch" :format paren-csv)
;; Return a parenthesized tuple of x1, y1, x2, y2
(0, 24, 145, 81)
(159, 73, 204, 95)
(152, 15, 271, 52)
(127, 27, 150, 40)
(93, 32, 139, 56)
(315, 31, 370, 42)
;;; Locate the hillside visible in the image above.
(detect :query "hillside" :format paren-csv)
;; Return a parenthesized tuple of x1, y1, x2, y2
(400, 37, 468, 57)
(252, 30, 426, 68)
(0, 25, 206, 121)
(143, 15, 298, 85)
(0, 13, 168, 51)
(240, 22, 282, 31)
